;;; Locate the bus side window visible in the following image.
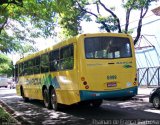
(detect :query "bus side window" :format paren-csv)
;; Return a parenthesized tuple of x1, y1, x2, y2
(60, 44, 74, 70)
(49, 49, 59, 72)
(28, 59, 34, 75)
(15, 64, 18, 81)
(34, 57, 40, 74)
(24, 61, 28, 75)
(19, 63, 24, 76)
(41, 54, 49, 73)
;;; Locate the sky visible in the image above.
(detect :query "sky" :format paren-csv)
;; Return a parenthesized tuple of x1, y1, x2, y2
(9, 0, 160, 66)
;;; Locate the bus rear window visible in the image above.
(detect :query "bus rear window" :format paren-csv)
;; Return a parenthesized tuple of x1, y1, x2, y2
(84, 37, 132, 59)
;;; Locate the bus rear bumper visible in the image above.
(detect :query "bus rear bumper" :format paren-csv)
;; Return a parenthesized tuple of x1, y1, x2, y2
(80, 86, 138, 101)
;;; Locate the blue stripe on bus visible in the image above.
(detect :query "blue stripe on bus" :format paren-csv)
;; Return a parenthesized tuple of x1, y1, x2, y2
(80, 86, 138, 101)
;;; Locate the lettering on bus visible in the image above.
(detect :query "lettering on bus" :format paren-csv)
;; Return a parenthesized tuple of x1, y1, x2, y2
(26, 78, 42, 85)
(107, 75, 117, 80)
(87, 64, 103, 66)
(123, 64, 132, 68)
(116, 61, 132, 64)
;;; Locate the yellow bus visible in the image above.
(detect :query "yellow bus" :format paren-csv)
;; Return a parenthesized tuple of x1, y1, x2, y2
(15, 33, 138, 110)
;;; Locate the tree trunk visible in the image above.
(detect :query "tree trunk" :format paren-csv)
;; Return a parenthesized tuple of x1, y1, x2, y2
(125, 8, 131, 34)
(98, 0, 121, 33)
(134, 7, 148, 45)
(134, 19, 142, 45)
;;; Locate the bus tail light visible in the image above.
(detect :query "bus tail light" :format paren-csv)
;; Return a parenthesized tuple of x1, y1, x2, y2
(133, 82, 136, 85)
(85, 85, 89, 89)
(81, 77, 85, 81)
(135, 77, 137, 81)
(133, 75, 137, 86)
(83, 81, 87, 85)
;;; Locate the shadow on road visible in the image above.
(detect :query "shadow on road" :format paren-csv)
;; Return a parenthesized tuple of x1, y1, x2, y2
(1, 93, 160, 125)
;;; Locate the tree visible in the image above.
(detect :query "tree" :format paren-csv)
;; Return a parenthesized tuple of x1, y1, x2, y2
(0, 53, 13, 77)
(0, 0, 58, 53)
(53, 0, 83, 38)
(62, 0, 158, 45)
(0, 0, 61, 76)
(0, 0, 88, 52)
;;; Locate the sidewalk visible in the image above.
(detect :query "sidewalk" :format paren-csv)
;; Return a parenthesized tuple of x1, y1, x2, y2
(0, 99, 29, 125)
(136, 87, 155, 102)
(138, 87, 155, 95)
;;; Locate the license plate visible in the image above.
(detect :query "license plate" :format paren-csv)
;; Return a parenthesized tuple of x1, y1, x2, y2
(107, 82, 117, 87)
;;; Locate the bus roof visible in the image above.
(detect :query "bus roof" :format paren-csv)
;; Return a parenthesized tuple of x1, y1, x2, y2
(16, 33, 131, 64)
(16, 36, 78, 64)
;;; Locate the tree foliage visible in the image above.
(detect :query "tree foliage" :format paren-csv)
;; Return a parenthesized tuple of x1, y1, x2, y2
(0, 0, 60, 75)
(0, 0, 86, 52)
(54, 0, 83, 37)
(0, 0, 58, 53)
(0, 53, 13, 76)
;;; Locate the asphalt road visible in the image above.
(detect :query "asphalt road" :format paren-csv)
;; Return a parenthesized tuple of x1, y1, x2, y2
(0, 87, 160, 125)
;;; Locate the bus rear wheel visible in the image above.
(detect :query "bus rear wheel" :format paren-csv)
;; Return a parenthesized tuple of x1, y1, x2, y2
(50, 88, 59, 111)
(21, 87, 29, 102)
(153, 96, 160, 109)
(43, 88, 50, 108)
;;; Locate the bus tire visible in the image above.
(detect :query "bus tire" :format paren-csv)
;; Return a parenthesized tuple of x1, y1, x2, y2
(153, 96, 160, 109)
(20, 87, 29, 102)
(90, 99, 103, 108)
(50, 88, 59, 111)
(43, 88, 50, 108)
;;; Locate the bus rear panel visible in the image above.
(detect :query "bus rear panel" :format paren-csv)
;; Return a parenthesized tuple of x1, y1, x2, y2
(78, 34, 137, 101)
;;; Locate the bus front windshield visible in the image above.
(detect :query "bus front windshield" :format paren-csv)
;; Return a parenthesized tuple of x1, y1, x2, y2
(84, 37, 132, 59)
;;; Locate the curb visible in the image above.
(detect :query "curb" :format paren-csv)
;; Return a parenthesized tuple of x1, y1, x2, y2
(132, 97, 144, 101)
(0, 99, 31, 125)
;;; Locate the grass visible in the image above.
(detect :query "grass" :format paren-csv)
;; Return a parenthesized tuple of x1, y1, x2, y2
(0, 106, 17, 124)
